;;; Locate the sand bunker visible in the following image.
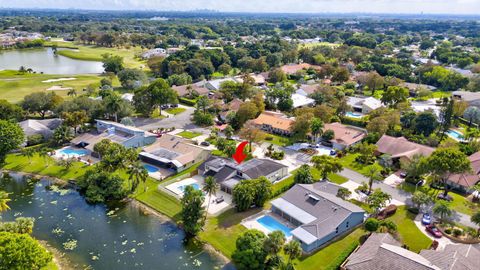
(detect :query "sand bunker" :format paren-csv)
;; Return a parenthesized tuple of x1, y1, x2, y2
(47, 85, 73, 91)
(42, 78, 76, 83)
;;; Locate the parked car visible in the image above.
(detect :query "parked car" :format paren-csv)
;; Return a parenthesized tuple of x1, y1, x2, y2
(170, 104, 178, 108)
(437, 193, 453, 202)
(200, 141, 210, 146)
(421, 213, 432, 225)
(399, 172, 407, 178)
(309, 144, 320, 148)
(330, 150, 337, 156)
(426, 225, 442, 238)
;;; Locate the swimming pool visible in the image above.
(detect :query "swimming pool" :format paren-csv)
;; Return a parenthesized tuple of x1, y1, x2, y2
(447, 130, 464, 141)
(58, 148, 88, 158)
(345, 112, 364, 119)
(143, 164, 159, 173)
(256, 215, 292, 237)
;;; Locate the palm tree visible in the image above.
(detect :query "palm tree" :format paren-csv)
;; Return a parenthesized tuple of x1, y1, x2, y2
(432, 201, 453, 222)
(366, 166, 382, 195)
(53, 125, 74, 146)
(310, 118, 324, 143)
(202, 176, 218, 222)
(127, 162, 149, 193)
(470, 211, 480, 233)
(38, 147, 52, 167)
(0, 191, 11, 213)
(104, 94, 123, 122)
(283, 240, 302, 266)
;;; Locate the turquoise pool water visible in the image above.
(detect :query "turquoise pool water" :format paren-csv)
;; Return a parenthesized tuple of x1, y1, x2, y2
(345, 112, 364, 119)
(447, 130, 464, 140)
(143, 164, 159, 173)
(58, 148, 88, 157)
(179, 183, 200, 192)
(257, 215, 292, 237)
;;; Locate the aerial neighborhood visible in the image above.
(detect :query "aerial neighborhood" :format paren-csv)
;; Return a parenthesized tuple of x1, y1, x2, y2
(0, 5, 479, 270)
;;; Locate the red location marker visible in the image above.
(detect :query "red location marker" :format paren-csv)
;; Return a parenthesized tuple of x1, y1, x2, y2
(233, 141, 248, 164)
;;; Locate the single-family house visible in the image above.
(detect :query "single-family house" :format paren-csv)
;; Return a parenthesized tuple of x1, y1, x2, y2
(452, 91, 480, 109)
(347, 96, 383, 114)
(344, 232, 480, 270)
(140, 134, 210, 173)
(291, 93, 315, 108)
(343, 233, 440, 270)
(172, 81, 210, 97)
(402, 82, 437, 97)
(271, 182, 365, 252)
(251, 111, 295, 136)
(322, 123, 366, 150)
(280, 63, 321, 75)
(71, 120, 156, 151)
(198, 157, 288, 194)
(218, 98, 244, 122)
(205, 78, 236, 91)
(446, 151, 480, 193)
(19, 118, 63, 140)
(234, 73, 266, 86)
(296, 84, 319, 97)
(375, 135, 435, 166)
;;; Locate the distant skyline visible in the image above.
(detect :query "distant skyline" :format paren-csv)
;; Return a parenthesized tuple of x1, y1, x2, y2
(1, 0, 480, 15)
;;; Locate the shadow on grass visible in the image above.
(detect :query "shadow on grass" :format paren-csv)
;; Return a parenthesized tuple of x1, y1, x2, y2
(216, 208, 263, 228)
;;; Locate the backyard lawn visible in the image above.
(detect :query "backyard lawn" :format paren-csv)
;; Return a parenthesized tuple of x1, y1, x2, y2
(177, 130, 202, 139)
(165, 107, 186, 115)
(386, 206, 432, 253)
(0, 70, 102, 103)
(294, 228, 365, 270)
(338, 153, 383, 177)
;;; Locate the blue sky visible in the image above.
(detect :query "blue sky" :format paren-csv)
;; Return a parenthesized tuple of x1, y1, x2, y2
(1, 0, 479, 14)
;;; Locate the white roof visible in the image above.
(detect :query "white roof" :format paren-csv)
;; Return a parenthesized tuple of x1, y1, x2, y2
(121, 93, 134, 102)
(291, 93, 315, 108)
(363, 97, 382, 110)
(291, 227, 317, 245)
(271, 198, 317, 224)
(206, 78, 235, 90)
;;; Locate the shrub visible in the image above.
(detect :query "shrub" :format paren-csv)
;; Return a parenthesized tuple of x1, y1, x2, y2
(270, 151, 285, 160)
(407, 207, 419, 215)
(265, 135, 273, 141)
(179, 97, 197, 106)
(453, 228, 463, 237)
(26, 134, 44, 146)
(364, 218, 379, 232)
(444, 228, 452, 234)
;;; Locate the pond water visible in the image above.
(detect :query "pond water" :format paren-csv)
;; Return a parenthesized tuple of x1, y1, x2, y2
(0, 173, 230, 270)
(0, 48, 104, 74)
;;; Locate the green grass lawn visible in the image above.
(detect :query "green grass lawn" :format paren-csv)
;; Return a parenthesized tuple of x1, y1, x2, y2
(338, 153, 383, 177)
(2, 153, 89, 180)
(41, 261, 58, 270)
(177, 130, 202, 139)
(399, 182, 479, 216)
(0, 70, 102, 103)
(52, 43, 147, 69)
(165, 107, 186, 115)
(295, 228, 365, 270)
(263, 134, 292, 147)
(386, 206, 432, 253)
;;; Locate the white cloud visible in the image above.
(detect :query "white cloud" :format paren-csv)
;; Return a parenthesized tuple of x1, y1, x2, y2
(1, 0, 480, 14)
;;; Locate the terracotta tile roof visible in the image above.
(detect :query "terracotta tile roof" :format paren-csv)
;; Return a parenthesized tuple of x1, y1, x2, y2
(252, 111, 294, 131)
(323, 122, 366, 146)
(172, 82, 209, 97)
(280, 63, 321, 75)
(376, 135, 435, 159)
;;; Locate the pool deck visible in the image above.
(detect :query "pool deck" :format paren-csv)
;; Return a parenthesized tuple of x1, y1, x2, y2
(163, 175, 233, 215)
(242, 211, 294, 240)
(51, 146, 98, 165)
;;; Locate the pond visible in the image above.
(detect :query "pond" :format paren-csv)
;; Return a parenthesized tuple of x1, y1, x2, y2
(0, 48, 104, 74)
(0, 173, 231, 270)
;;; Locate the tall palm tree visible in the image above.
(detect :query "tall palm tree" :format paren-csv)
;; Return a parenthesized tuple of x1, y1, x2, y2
(433, 201, 452, 222)
(283, 240, 302, 265)
(0, 191, 11, 213)
(366, 166, 382, 195)
(104, 94, 123, 122)
(127, 162, 149, 193)
(202, 176, 218, 222)
(21, 147, 36, 164)
(471, 212, 480, 233)
(310, 118, 324, 143)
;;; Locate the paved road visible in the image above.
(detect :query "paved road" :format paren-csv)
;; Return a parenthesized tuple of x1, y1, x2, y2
(132, 105, 204, 131)
(339, 168, 478, 229)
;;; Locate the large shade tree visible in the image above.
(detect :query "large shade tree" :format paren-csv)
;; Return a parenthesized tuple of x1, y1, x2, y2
(0, 120, 24, 163)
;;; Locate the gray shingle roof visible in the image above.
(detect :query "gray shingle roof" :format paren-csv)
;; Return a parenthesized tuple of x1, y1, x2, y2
(277, 182, 364, 243)
(420, 244, 480, 270)
(345, 233, 440, 270)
